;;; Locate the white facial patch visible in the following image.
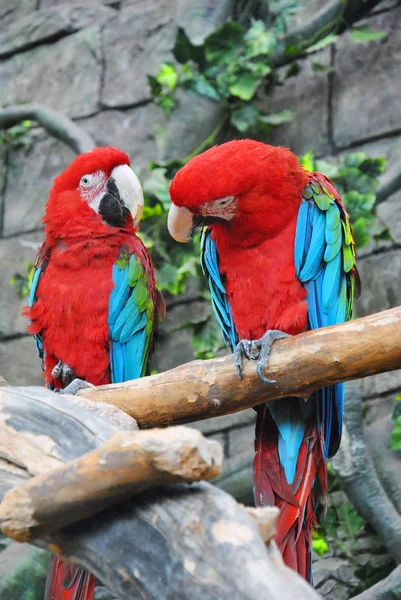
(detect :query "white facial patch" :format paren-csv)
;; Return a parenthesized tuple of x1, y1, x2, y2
(111, 164, 144, 224)
(201, 196, 237, 221)
(79, 170, 107, 213)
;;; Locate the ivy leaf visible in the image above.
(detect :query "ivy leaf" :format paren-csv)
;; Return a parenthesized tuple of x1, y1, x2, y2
(390, 415, 401, 450)
(173, 27, 205, 67)
(351, 26, 388, 43)
(300, 151, 316, 171)
(351, 216, 371, 248)
(205, 21, 243, 65)
(192, 318, 222, 359)
(191, 74, 220, 100)
(259, 109, 294, 126)
(312, 531, 330, 556)
(229, 71, 261, 101)
(305, 33, 338, 54)
(244, 19, 276, 58)
(230, 104, 260, 132)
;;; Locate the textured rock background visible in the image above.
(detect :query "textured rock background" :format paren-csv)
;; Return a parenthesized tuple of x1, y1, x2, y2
(0, 1, 400, 598)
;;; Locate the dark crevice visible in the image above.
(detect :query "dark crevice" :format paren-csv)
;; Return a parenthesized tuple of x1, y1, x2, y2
(0, 28, 81, 61)
(362, 383, 401, 401)
(358, 242, 401, 260)
(1, 227, 43, 240)
(166, 295, 207, 309)
(332, 125, 401, 154)
(0, 332, 31, 343)
(327, 43, 336, 154)
(99, 98, 152, 112)
(0, 148, 8, 238)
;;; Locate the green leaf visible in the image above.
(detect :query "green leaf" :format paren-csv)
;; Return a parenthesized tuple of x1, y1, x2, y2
(244, 19, 276, 58)
(315, 159, 339, 179)
(192, 317, 222, 359)
(305, 33, 338, 54)
(229, 72, 261, 101)
(351, 26, 388, 43)
(230, 104, 260, 132)
(300, 151, 316, 171)
(205, 21, 243, 65)
(191, 74, 220, 100)
(392, 397, 401, 420)
(259, 109, 294, 126)
(156, 63, 178, 90)
(173, 27, 205, 67)
(390, 415, 401, 450)
(312, 531, 330, 556)
(351, 216, 370, 248)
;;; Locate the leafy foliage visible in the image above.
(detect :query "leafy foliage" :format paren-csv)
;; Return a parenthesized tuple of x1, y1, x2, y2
(0, 120, 32, 149)
(390, 396, 401, 450)
(300, 151, 388, 248)
(9, 262, 32, 299)
(149, 18, 294, 135)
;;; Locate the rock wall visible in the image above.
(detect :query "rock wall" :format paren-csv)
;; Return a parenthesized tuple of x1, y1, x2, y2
(0, 1, 401, 596)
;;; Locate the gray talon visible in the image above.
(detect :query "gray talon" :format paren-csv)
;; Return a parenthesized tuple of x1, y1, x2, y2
(58, 378, 94, 395)
(233, 330, 291, 384)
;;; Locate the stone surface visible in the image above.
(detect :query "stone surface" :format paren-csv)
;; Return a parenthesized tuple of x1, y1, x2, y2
(333, 6, 401, 147)
(0, 27, 102, 118)
(0, 4, 114, 58)
(355, 249, 401, 316)
(102, 1, 175, 108)
(176, 0, 234, 45)
(0, 232, 43, 338)
(0, 0, 37, 29)
(228, 423, 255, 457)
(376, 190, 401, 245)
(2, 133, 75, 236)
(0, 336, 43, 386)
(263, 49, 331, 157)
(361, 371, 401, 401)
(191, 408, 256, 436)
(79, 105, 166, 174)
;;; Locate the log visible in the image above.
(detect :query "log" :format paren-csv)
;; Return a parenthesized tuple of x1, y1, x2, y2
(77, 306, 401, 427)
(0, 387, 319, 599)
(0, 427, 222, 543)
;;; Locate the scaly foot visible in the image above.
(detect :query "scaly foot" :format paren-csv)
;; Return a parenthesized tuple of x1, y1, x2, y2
(234, 329, 291, 383)
(52, 360, 94, 395)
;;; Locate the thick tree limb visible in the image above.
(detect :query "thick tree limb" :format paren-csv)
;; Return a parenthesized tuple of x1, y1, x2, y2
(0, 426, 222, 543)
(0, 104, 95, 154)
(272, 0, 386, 67)
(0, 387, 319, 600)
(77, 306, 401, 428)
(332, 381, 401, 564)
(351, 565, 401, 600)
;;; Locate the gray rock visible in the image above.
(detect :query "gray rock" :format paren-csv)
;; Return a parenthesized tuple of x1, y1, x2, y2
(355, 249, 401, 316)
(366, 415, 401, 514)
(2, 133, 75, 236)
(79, 105, 166, 173)
(0, 232, 43, 339)
(0, 27, 102, 118)
(0, 0, 37, 29)
(363, 391, 399, 419)
(376, 190, 401, 245)
(102, 1, 176, 108)
(333, 6, 401, 147)
(0, 3, 114, 58)
(0, 335, 43, 386)
(176, 0, 234, 45)
(228, 423, 255, 458)
(262, 49, 331, 157)
(190, 408, 256, 436)
(313, 556, 359, 588)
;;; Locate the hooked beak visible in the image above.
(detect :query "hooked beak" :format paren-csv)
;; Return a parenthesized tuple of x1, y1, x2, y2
(99, 164, 144, 228)
(167, 204, 219, 242)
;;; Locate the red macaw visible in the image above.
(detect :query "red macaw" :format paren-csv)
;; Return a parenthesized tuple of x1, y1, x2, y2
(167, 139, 359, 582)
(25, 147, 164, 600)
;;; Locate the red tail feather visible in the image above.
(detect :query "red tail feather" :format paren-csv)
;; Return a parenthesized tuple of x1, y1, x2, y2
(44, 556, 95, 600)
(253, 402, 327, 583)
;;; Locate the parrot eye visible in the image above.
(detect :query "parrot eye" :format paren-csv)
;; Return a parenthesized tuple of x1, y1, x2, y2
(80, 174, 93, 187)
(216, 196, 235, 208)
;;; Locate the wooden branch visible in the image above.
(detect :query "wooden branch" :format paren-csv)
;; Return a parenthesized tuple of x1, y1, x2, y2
(0, 103, 95, 154)
(332, 381, 401, 564)
(0, 427, 222, 543)
(272, 0, 386, 67)
(0, 387, 319, 599)
(77, 307, 401, 428)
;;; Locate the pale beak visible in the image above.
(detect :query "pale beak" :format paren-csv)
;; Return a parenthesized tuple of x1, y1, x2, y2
(167, 204, 195, 243)
(111, 164, 144, 226)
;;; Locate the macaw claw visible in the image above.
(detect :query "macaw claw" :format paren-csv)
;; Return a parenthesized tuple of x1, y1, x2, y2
(233, 330, 291, 383)
(54, 378, 94, 395)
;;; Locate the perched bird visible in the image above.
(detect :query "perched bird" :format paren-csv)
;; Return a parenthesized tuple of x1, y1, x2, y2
(167, 139, 359, 582)
(25, 147, 164, 600)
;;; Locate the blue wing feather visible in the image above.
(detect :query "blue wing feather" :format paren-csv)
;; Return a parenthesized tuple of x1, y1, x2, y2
(200, 229, 237, 349)
(108, 254, 153, 384)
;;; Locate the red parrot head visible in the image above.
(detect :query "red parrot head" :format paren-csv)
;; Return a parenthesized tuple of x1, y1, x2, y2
(44, 146, 144, 241)
(168, 140, 309, 246)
